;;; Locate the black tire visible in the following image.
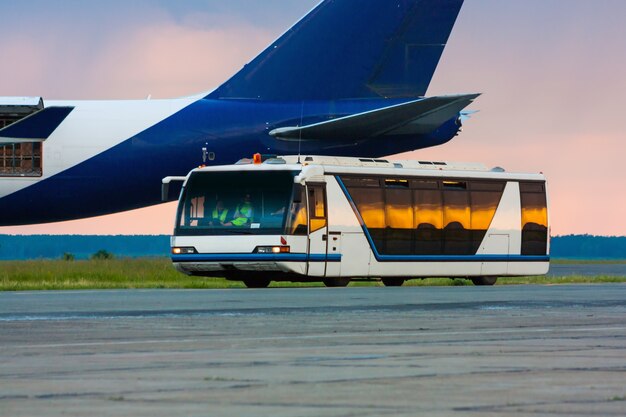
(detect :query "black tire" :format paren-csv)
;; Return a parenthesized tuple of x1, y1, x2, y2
(323, 277, 350, 287)
(381, 278, 404, 287)
(242, 279, 271, 288)
(471, 276, 498, 286)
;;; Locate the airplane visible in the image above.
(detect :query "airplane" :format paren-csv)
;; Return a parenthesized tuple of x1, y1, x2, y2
(0, 0, 477, 226)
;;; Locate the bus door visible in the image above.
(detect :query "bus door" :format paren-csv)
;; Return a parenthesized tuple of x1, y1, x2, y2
(481, 233, 510, 276)
(306, 183, 328, 276)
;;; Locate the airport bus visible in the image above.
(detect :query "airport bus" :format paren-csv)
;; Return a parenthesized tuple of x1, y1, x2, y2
(164, 154, 549, 288)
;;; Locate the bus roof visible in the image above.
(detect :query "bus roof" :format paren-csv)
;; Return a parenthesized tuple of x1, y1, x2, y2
(188, 155, 545, 182)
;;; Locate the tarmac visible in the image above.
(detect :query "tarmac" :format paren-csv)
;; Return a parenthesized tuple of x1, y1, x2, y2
(1, 285, 626, 416)
(548, 263, 626, 277)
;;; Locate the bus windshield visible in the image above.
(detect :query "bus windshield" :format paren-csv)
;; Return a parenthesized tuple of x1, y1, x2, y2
(175, 170, 306, 236)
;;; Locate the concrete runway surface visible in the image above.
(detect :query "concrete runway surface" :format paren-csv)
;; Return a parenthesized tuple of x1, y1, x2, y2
(1, 285, 626, 416)
(549, 263, 626, 277)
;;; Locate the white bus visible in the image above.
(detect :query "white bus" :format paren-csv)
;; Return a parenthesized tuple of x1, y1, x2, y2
(164, 155, 549, 288)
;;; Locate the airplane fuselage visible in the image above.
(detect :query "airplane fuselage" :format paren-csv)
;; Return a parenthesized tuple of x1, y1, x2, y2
(0, 96, 461, 225)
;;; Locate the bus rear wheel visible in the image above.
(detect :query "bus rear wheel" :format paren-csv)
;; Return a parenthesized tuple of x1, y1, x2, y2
(381, 278, 404, 287)
(243, 279, 271, 288)
(471, 276, 498, 286)
(323, 278, 350, 287)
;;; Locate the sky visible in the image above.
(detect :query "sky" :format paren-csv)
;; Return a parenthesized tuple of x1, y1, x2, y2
(1, 0, 625, 236)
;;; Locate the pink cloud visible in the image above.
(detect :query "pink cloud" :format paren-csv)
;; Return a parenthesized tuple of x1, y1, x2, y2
(393, 132, 626, 237)
(0, 15, 274, 99)
(0, 38, 50, 95)
(84, 20, 274, 99)
(0, 203, 177, 235)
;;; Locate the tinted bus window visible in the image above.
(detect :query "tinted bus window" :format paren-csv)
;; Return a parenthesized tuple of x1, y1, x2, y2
(520, 182, 548, 255)
(176, 171, 296, 236)
(285, 185, 307, 235)
(308, 185, 327, 233)
(470, 190, 504, 252)
(443, 189, 471, 254)
(343, 176, 507, 257)
(341, 177, 380, 188)
(385, 188, 414, 254)
(349, 186, 385, 251)
(414, 189, 443, 254)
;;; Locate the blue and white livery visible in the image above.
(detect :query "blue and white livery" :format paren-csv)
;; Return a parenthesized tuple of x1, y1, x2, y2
(0, 0, 475, 225)
(168, 155, 550, 287)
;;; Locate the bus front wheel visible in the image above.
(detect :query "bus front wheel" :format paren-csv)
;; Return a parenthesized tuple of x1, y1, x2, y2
(381, 278, 404, 287)
(243, 279, 271, 288)
(471, 276, 498, 286)
(323, 278, 350, 287)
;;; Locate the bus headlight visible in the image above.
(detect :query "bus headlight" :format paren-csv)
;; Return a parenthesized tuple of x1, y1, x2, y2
(172, 247, 197, 254)
(255, 246, 290, 254)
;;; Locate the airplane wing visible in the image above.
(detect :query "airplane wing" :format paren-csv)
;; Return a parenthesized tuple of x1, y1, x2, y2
(269, 94, 479, 141)
(0, 106, 74, 144)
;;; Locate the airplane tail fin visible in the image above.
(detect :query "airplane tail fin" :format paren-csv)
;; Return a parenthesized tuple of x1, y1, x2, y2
(208, 0, 464, 101)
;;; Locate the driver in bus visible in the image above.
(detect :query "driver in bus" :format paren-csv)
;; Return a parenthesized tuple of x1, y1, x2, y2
(225, 193, 254, 227)
(209, 200, 229, 226)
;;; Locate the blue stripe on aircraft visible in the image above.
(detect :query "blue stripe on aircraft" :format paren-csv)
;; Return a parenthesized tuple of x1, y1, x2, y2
(0, 107, 74, 140)
(0, 99, 460, 226)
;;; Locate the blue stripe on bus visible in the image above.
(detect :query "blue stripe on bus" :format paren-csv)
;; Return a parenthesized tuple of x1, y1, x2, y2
(373, 254, 550, 262)
(334, 176, 550, 263)
(172, 253, 341, 263)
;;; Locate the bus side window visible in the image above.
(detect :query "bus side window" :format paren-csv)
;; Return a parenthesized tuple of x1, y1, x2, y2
(308, 185, 326, 233)
(520, 182, 548, 255)
(286, 185, 307, 235)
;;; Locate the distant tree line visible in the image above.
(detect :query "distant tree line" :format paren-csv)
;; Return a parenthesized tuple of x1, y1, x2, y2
(550, 234, 626, 259)
(0, 234, 624, 260)
(0, 235, 169, 260)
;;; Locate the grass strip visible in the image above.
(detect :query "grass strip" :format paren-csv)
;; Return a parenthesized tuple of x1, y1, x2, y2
(551, 259, 626, 265)
(1, 258, 625, 291)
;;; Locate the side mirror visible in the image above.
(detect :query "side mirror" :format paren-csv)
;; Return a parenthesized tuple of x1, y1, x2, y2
(161, 183, 170, 202)
(162, 176, 186, 202)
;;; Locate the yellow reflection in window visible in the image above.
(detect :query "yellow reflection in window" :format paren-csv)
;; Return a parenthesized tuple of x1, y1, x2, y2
(521, 190, 548, 229)
(314, 197, 324, 218)
(444, 205, 470, 229)
(286, 202, 307, 234)
(359, 202, 385, 228)
(352, 188, 385, 228)
(414, 190, 443, 229)
(308, 186, 326, 232)
(386, 204, 412, 228)
(310, 218, 326, 233)
(470, 191, 502, 231)
(385, 189, 413, 229)
(522, 207, 548, 228)
(443, 191, 470, 229)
